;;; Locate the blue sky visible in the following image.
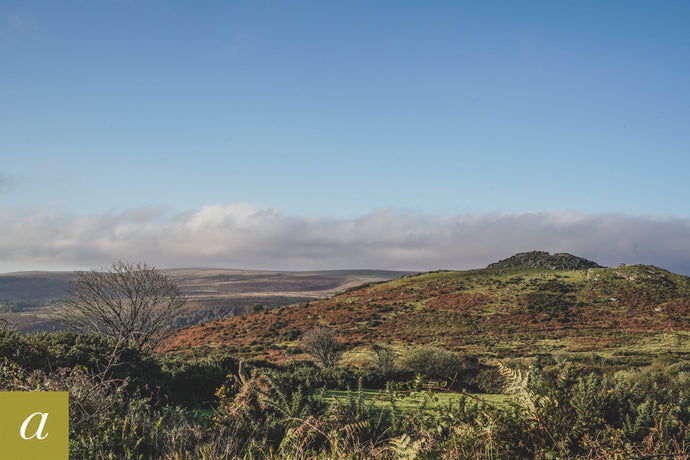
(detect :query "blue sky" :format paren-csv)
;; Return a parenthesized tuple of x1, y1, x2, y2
(2, 1, 690, 273)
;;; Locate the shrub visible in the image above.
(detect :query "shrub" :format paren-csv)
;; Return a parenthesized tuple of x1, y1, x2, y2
(301, 326, 345, 368)
(158, 355, 236, 406)
(371, 343, 397, 379)
(399, 346, 480, 390)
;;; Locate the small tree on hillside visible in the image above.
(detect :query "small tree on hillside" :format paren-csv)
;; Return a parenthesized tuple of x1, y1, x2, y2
(53, 261, 186, 352)
(371, 343, 397, 379)
(301, 326, 344, 368)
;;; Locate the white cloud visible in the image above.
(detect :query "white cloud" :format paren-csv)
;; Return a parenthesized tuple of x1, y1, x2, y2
(1, 204, 689, 275)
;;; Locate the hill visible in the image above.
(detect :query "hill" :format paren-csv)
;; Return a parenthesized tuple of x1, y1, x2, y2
(162, 255, 690, 364)
(0, 268, 409, 332)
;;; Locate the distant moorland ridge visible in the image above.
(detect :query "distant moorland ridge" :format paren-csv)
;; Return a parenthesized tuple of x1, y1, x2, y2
(0, 268, 409, 332)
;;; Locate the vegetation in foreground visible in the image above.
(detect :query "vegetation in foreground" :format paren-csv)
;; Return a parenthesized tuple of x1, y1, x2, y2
(3, 326, 690, 459)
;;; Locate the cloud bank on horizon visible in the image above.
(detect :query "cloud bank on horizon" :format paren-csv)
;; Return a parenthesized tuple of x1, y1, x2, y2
(2, 203, 689, 276)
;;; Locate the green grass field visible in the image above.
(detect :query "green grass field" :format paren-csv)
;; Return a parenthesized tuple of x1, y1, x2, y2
(323, 388, 511, 414)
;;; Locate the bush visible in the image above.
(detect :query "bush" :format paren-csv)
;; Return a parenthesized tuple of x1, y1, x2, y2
(0, 328, 134, 372)
(158, 354, 236, 407)
(301, 326, 345, 368)
(371, 343, 397, 379)
(398, 346, 480, 390)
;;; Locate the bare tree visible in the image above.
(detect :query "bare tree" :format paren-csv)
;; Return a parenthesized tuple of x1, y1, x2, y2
(301, 326, 344, 368)
(53, 261, 186, 352)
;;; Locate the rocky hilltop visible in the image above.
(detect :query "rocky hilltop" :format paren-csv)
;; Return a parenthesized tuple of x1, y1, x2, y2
(487, 250, 604, 271)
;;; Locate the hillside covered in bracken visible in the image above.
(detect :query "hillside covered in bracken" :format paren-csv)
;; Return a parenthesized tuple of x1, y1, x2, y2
(162, 252, 690, 363)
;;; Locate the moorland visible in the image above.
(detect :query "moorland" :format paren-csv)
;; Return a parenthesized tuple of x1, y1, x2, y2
(0, 268, 407, 331)
(2, 251, 690, 458)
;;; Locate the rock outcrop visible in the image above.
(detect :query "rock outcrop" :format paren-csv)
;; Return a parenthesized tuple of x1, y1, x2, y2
(488, 251, 604, 270)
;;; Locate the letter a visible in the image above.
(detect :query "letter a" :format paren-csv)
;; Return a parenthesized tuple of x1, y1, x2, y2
(20, 412, 49, 440)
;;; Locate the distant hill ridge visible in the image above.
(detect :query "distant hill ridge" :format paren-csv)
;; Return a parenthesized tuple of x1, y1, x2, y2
(487, 250, 604, 270)
(0, 269, 407, 332)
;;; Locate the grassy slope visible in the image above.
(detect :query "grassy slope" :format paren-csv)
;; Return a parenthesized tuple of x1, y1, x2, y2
(162, 264, 690, 362)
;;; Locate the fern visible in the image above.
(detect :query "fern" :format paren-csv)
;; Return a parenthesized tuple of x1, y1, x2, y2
(498, 362, 546, 422)
(389, 433, 424, 460)
(278, 415, 326, 456)
(342, 419, 371, 442)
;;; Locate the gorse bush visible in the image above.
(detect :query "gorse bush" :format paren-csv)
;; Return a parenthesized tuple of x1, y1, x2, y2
(0, 327, 148, 376)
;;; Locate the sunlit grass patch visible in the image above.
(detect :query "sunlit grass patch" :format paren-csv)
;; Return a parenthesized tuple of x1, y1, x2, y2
(322, 388, 511, 414)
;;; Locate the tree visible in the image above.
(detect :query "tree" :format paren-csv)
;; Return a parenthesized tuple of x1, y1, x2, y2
(54, 261, 186, 352)
(301, 326, 344, 368)
(371, 343, 397, 379)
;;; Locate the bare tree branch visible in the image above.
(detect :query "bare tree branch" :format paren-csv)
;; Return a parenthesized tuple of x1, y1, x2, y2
(52, 261, 186, 352)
